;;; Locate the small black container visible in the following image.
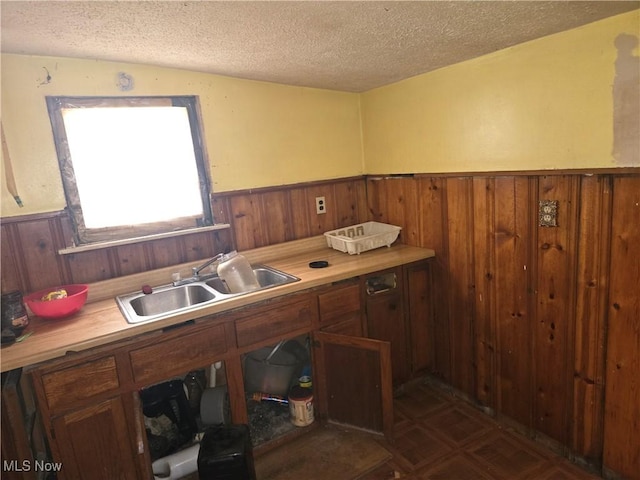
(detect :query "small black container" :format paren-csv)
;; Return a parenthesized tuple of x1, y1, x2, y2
(1, 291, 29, 334)
(140, 380, 198, 460)
(198, 424, 256, 480)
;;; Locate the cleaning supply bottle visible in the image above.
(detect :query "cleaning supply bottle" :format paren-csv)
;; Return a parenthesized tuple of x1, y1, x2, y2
(217, 251, 260, 293)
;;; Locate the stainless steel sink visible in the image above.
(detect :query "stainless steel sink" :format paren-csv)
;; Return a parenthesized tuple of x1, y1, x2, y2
(205, 266, 298, 294)
(129, 284, 216, 316)
(116, 264, 299, 324)
(116, 283, 219, 323)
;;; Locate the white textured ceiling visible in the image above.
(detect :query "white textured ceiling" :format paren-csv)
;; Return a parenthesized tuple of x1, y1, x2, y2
(1, 1, 638, 92)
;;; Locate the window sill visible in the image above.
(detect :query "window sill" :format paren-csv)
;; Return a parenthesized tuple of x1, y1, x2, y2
(58, 224, 231, 255)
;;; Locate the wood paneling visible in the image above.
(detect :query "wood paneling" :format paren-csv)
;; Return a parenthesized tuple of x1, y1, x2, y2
(603, 176, 640, 480)
(472, 177, 497, 409)
(0, 178, 365, 295)
(572, 175, 611, 464)
(533, 176, 580, 445)
(221, 178, 367, 250)
(2, 171, 638, 478)
(444, 177, 476, 396)
(493, 176, 533, 429)
(418, 178, 450, 381)
(0, 211, 230, 294)
(366, 171, 639, 479)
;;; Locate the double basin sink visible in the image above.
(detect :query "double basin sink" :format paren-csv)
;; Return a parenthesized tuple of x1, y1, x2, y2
(116, 265, 300, 324)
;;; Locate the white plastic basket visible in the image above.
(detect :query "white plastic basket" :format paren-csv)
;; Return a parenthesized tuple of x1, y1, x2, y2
(324, 222, 402, 255)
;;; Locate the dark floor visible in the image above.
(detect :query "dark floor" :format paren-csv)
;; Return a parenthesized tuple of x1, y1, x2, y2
(361, 381, 602, 480)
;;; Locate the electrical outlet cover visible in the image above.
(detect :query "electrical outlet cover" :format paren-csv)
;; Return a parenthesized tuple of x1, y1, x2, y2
(539, 200, 558, 227)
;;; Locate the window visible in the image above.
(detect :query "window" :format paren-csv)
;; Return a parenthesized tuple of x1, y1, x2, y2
(46, 96, 214, 245)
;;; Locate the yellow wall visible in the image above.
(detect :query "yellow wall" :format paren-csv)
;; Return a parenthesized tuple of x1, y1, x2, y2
(0, 55, 363, 216)
(2, 11, 638, 217)
(361, 11, 639, 174)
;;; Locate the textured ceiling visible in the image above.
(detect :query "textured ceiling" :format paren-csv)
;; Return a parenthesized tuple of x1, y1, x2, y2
(1, 1, 638, 92)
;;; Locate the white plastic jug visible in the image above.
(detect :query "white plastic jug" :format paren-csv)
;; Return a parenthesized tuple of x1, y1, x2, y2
(217, 251, 260, 293)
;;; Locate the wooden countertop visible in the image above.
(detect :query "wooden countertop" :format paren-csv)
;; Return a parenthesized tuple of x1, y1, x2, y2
(1, 236, 435, 372)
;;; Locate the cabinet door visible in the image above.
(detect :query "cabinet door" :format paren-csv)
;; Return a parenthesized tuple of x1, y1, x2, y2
(313, 331, 393, 440)
(50, 395, 146, 480)
(1, 369, 36, 480)
(365, 269, 410, 385)
(404, 261, 433, 376)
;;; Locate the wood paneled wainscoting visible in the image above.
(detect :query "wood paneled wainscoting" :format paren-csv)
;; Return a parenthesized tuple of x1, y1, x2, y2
(1, 172, 637, 478)
(367, 172, 639, 480)
(0, 177, 368, 294)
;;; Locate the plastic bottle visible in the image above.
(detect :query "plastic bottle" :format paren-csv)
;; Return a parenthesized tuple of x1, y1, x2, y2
(216, 251, 260, 294)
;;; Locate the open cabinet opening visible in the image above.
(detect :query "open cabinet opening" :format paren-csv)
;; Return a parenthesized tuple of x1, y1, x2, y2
(242, 334, 313, 447)
(139, 360, 232, 479)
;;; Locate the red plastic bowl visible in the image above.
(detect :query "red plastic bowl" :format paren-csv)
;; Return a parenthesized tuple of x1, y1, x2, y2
(24, 284, 89, 320)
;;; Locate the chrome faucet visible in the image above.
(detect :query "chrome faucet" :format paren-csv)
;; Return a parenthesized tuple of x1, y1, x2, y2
(192, 253, 224, 278)
(173, 253, 223, 286)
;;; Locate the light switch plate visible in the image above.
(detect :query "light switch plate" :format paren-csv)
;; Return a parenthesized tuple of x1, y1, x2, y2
(539, 200, 558, 227)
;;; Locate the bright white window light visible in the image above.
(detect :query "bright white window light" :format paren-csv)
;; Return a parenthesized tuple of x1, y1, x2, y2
(62, 106, 203, 228)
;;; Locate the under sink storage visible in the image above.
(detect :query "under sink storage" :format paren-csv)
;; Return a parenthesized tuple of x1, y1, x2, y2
(242, 335, 312, 448)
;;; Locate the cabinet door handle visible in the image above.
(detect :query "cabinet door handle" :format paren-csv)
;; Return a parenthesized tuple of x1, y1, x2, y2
(367, 286, 392, 296)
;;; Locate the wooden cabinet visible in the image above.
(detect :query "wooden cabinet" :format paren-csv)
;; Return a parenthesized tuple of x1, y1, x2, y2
(24, 267, 428, 476)
(41, 356, 120, 412)
(129, 322, 228, 385)
(313, 331, 393, 439)
(30, 350, 151, 480)
(318, 280, 363, 336)
(1, 369, 39, 480)
(50, 395, 144, 480)
(364, 267, 410, 386)
(404, 260, 433, 376)
(234, 293, 316, 348)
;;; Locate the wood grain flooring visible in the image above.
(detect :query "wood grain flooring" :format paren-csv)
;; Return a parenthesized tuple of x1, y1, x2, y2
(360, 382, 603, 480)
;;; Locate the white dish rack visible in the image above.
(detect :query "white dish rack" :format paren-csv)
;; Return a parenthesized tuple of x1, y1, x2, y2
(324, 222, 402, 255)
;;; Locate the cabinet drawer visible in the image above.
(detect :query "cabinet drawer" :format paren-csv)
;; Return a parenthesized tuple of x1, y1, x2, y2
(42, 356, 120, 412)
(130, 323, 227, 385)
(235, 296, 315, 348)
(318, 284, 361, 326)
(320, 315, 363, 336)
